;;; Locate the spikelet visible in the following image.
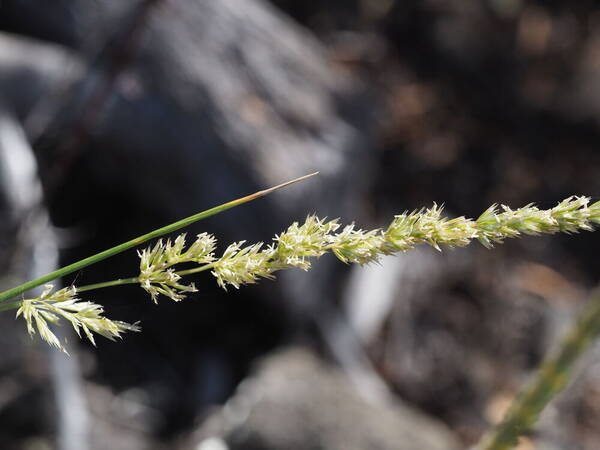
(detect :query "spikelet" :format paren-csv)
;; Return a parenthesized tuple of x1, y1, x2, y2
(16, 285, 140, 354)
(138, 233, 216, 302)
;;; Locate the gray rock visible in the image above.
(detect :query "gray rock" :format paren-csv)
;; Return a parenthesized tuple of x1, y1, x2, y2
(191, 347, 461, 450)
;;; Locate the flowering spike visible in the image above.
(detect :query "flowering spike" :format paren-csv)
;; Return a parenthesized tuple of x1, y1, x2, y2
(135, 196, 600, 298)
(206, 197, 600, 290)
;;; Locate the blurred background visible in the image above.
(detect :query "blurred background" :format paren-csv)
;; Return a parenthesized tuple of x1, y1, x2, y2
(1, 0, 600, 449)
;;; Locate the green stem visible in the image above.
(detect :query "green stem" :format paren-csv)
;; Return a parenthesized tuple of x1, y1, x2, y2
(0, 300, 23, 312)
(174, 263, 215, 277)
(76, 263, 216, 293)
(477, 287, 600, 450)
(0, 172, 317, 303)
(77, 277, 140, 293)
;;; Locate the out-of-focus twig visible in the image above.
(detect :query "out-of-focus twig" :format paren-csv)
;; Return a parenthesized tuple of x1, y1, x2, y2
(477, 286, 600, 450)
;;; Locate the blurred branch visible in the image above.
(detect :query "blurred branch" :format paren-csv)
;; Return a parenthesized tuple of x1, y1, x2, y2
(477, 286, 600, 450)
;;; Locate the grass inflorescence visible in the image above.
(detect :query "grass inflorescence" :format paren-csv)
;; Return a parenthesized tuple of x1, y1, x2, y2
(10, 195, 600, 353)
(3, 181, 600, 450)
(137, 196, 600, 301)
